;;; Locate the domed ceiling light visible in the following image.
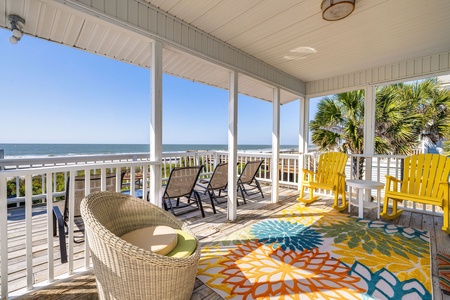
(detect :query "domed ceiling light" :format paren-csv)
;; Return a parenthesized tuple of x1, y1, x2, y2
(321, 0, 355, 21)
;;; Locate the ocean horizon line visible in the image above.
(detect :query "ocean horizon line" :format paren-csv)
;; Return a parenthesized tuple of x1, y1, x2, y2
(0, 143, 303, 159)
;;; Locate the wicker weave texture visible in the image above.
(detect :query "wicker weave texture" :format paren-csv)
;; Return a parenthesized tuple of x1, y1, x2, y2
(80, 191, 200, 300)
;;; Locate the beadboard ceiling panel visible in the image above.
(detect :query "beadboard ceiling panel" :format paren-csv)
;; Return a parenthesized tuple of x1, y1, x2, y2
(1, 0, 450, 101)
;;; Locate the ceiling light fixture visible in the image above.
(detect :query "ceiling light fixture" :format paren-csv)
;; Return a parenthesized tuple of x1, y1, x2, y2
(284, 46, 317, 60)
(8, 14, 25, 44)
(321, 0, 355, 21)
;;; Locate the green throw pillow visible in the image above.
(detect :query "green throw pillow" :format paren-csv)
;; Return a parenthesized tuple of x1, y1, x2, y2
(167, 230, 197, 258)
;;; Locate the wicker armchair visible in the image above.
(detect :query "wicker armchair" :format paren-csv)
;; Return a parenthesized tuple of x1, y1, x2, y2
(80, 191, 201, 300)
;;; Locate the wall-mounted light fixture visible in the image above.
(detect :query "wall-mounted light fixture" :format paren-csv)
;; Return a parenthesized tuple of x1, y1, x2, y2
(321, 0, 355, 21)
(8, 14, 25, 44)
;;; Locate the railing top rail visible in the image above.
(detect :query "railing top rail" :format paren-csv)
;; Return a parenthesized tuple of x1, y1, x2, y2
(0, 151, 222, 166)
(303, 152, 407, 159)
(0, 160, 160, 178)
(0, 153, 152, 166)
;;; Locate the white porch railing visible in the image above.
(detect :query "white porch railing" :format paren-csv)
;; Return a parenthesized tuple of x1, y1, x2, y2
(0, 150, 443, 298)
(0, 160, 159, 299)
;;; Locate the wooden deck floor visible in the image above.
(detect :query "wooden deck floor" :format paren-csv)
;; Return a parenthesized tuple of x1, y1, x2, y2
(7, 185, 450, 300)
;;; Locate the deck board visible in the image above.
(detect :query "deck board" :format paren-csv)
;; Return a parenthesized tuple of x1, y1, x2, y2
(7, 185, 450, 299)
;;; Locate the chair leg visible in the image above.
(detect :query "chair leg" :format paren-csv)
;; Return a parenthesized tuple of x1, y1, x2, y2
(207, 190, 217, 214)
(380, 196, 403, 219)
(298, 185, 305, 201)
(298, 186, 319, 203)
(333, 182, 348, 211)
(332, 189, 348, 211)
(164, 198, 177, 216)
(238, 185, 247, 204)
(255, 179, 264, 198)
(442, 203, 450, 234)
(194, 191, 205, 218)
(442, 200, 449, 234)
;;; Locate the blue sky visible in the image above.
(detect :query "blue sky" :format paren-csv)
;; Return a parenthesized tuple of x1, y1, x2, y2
(0, 28, 318, 145)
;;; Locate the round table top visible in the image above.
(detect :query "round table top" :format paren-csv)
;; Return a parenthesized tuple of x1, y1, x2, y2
(346, 179, 384, 189)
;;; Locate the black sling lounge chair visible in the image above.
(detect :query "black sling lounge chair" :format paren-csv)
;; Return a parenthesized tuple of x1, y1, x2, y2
(197, 162, 229, 213)
(162, 165, 205, 218)
(53, 172, 120, 263)
(237, 160, 265, 204)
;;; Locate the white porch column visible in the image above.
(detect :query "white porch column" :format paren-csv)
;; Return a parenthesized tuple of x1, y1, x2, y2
(271, 87, 280, 203)
(227, 71, 238, 221)
(150, 40, 163, 207)
(364, 86, 376, 201)
(299, 97, 309, 191)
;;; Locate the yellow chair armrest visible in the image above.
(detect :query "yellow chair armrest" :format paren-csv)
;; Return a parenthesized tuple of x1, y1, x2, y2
(385, 175, 402, 191)
(302, 169, 315, 175)
(302, 169, 316, 181)
(385, 175, 402, 183)
(438, 181, 450, 194)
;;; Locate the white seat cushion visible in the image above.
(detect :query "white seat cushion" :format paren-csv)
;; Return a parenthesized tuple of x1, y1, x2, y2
(121, 225, 178, 255)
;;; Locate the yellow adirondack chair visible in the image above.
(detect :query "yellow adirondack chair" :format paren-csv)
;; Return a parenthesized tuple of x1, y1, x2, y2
(381, 154, 450, 233)
(298, 152, 349, 211)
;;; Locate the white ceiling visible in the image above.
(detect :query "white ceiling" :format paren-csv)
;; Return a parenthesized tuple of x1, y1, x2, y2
(147, 0, 450, 82)
(1, 0, 450, 103)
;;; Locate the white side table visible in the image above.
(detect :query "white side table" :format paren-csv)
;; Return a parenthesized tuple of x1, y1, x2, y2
(346, 179, 384, 219)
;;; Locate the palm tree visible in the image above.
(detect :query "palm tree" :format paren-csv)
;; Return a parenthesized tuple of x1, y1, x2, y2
(407, 78, 450, 152)
(310, 78, 450, 178)
(375, 83, 419, 155)
(310, 90, 365, 178)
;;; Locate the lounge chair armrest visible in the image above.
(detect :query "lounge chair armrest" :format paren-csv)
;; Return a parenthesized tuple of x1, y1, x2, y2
(52, 206, 64, 236)
(52, 205, 68, 264)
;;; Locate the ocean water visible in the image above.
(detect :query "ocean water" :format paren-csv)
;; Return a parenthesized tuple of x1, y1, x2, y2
(0, 143, 299, 159)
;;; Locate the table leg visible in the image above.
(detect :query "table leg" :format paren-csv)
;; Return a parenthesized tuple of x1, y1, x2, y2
(348, 186, 352, 213)
(377, 188, 380, 219)
(358, 188, 364, 218)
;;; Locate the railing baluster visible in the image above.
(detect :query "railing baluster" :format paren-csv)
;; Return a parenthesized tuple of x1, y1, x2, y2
(129, 166, 135, 196)
(41, 174, 46, 203)
(143, 166, 149, 201)
(85, 171, 91, 269)
(46, 172, 54, 282)
(25, 174, 33, 290)
(15, 172, 20, 207)
(68, 171, 75, 275)
(1, 175, 8, 299)
(115, 168, 121, 193)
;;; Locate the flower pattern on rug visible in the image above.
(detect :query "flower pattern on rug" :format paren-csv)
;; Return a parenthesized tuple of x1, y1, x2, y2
(219, 241, 365, 299)
(349, 262, 431, 300)
(197, 204, 432, 300)
(250, 219, 323, 251)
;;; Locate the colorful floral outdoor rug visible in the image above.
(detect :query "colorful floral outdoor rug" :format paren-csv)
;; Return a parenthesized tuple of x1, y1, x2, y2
(197, 204, 432, 299)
